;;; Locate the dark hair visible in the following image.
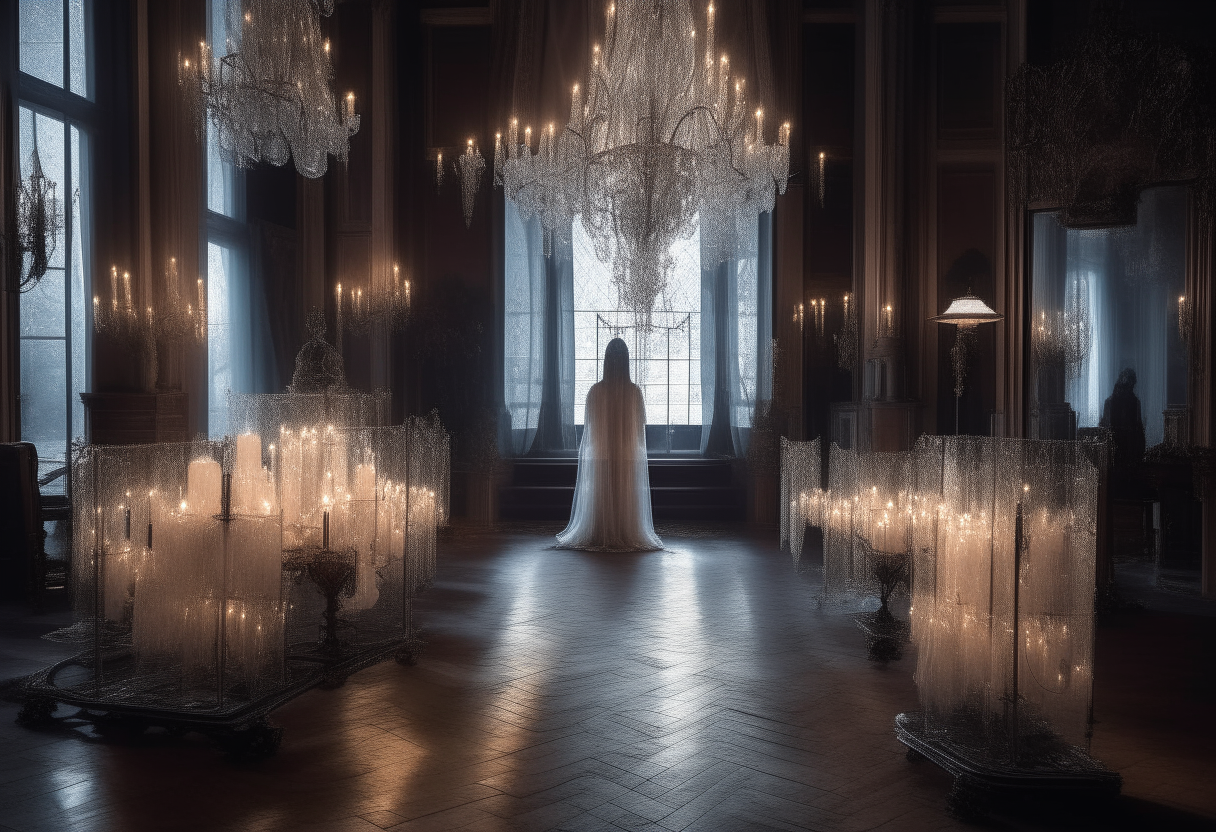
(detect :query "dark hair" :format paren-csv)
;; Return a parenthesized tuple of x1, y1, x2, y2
(1117, 367, 1137, 390)
(603, 338, 631, 383)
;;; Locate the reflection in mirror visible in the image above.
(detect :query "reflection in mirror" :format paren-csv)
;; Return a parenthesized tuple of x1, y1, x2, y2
(1030, 185, 1188, 455)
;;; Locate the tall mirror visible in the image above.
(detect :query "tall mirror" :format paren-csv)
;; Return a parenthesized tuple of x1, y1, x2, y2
(1029, 185, 1189, 451)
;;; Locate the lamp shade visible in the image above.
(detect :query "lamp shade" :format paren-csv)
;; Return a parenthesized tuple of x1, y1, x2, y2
(930, 294, 1003, 327)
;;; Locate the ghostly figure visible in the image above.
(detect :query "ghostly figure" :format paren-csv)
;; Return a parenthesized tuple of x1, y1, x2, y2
(557, 338, 662, 551)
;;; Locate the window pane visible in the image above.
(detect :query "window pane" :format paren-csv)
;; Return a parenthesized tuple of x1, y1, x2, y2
(205, 0, 240, 218)
(571, 216, 702, 427)
(21, 337, 68, 490)
(20, 269, 66, 337)
(206, 121, 239, 218)
(19, 0, 64, 88)
(71, 126, 88, 442)
(68, 0, 88, 97)
(208, 242, 233, 437)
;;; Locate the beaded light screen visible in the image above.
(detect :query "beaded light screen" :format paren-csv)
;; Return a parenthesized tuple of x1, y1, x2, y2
(818, 445, 919, 602)
(907, 436, 1099, 754)
(779, 437, 821, 567)
(57, 418, 448, 719)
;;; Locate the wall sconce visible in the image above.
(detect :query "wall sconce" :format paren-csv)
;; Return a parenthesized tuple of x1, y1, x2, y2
(835, 292, 857, 371)
(816, 151, 826, 207)
(1178, 294, 1192, 347)
(880, 303, 896, 338)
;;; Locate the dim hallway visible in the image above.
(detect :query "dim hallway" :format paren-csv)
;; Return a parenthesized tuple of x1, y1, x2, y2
(0, 528, 1214, 832)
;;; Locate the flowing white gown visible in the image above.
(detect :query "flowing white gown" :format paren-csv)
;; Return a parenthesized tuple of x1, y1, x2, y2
(556, 339, 663, 551)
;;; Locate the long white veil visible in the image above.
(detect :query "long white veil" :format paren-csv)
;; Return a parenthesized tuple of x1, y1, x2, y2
(556, 338, 662, 551)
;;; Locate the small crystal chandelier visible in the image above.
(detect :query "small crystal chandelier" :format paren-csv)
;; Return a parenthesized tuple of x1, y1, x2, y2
(180, 0, 360, 179)
(1031, 276, 1091, 377)
(3, 149, 63, 293)
(488, 0, 790, 320)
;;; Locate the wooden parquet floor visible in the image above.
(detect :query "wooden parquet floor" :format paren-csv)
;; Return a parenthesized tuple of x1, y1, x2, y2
(0, 526, 1212, 832)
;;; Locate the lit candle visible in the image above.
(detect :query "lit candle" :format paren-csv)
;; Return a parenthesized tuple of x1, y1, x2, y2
(123, 271, 132, 314)
(187, 457, 222, 516)
(524, 125, 532, 152)
(110, 266, 119, 312)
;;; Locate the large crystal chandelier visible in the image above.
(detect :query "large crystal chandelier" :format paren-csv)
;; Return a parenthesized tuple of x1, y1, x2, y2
(180, 0, 360, 179)
(493, 0, 790, 318)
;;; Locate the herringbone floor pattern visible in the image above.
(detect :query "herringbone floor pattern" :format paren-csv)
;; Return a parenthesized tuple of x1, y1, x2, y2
(2, 526, 1212, 831)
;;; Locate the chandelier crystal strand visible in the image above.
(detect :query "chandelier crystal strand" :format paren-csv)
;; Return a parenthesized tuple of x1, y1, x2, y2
(180, 0, 360, 179)
(491, 0, 790, 322)
(458, 139, 486, 228)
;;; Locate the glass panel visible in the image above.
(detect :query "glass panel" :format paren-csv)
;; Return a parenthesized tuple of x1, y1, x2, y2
(21, 337, 69, 492)
(1030, 185, 1188, 448)
(208, 242, 233, 437)
(68, 0, 88, 98)
(571, 216, 702, 427)
(20, 268, 66, 337)
(19, 0, 65, 88)
(71, 126, 88, 442)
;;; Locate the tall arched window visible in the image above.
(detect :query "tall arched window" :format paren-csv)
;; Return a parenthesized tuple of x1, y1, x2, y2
(16, 0, 95, 495)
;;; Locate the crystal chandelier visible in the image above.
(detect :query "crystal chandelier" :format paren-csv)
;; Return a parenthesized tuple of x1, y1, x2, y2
(180, 0, 361, 179)
(490, 0, 790, 319)
(1031, 277, 1091, 377)
(3, 149, 63, 293)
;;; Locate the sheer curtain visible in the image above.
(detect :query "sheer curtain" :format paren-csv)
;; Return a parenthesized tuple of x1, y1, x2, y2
(700, 213, 772, 457)
(503, 199, 546, 454)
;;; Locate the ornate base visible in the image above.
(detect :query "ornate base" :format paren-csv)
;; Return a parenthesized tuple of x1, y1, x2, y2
(895, 712, 1121, 820)
(16, 635, 423, 758)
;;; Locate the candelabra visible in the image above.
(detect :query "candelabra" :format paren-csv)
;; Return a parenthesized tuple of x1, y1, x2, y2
(335, 264, 412, 339)
(809, 298, 826, 341)
(94, 259, 208, 345)
(153, 258, 209, 345)
(179, 0, 361, 179)
(3, 149, 63, 293)
(93, 265, 148, 343)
